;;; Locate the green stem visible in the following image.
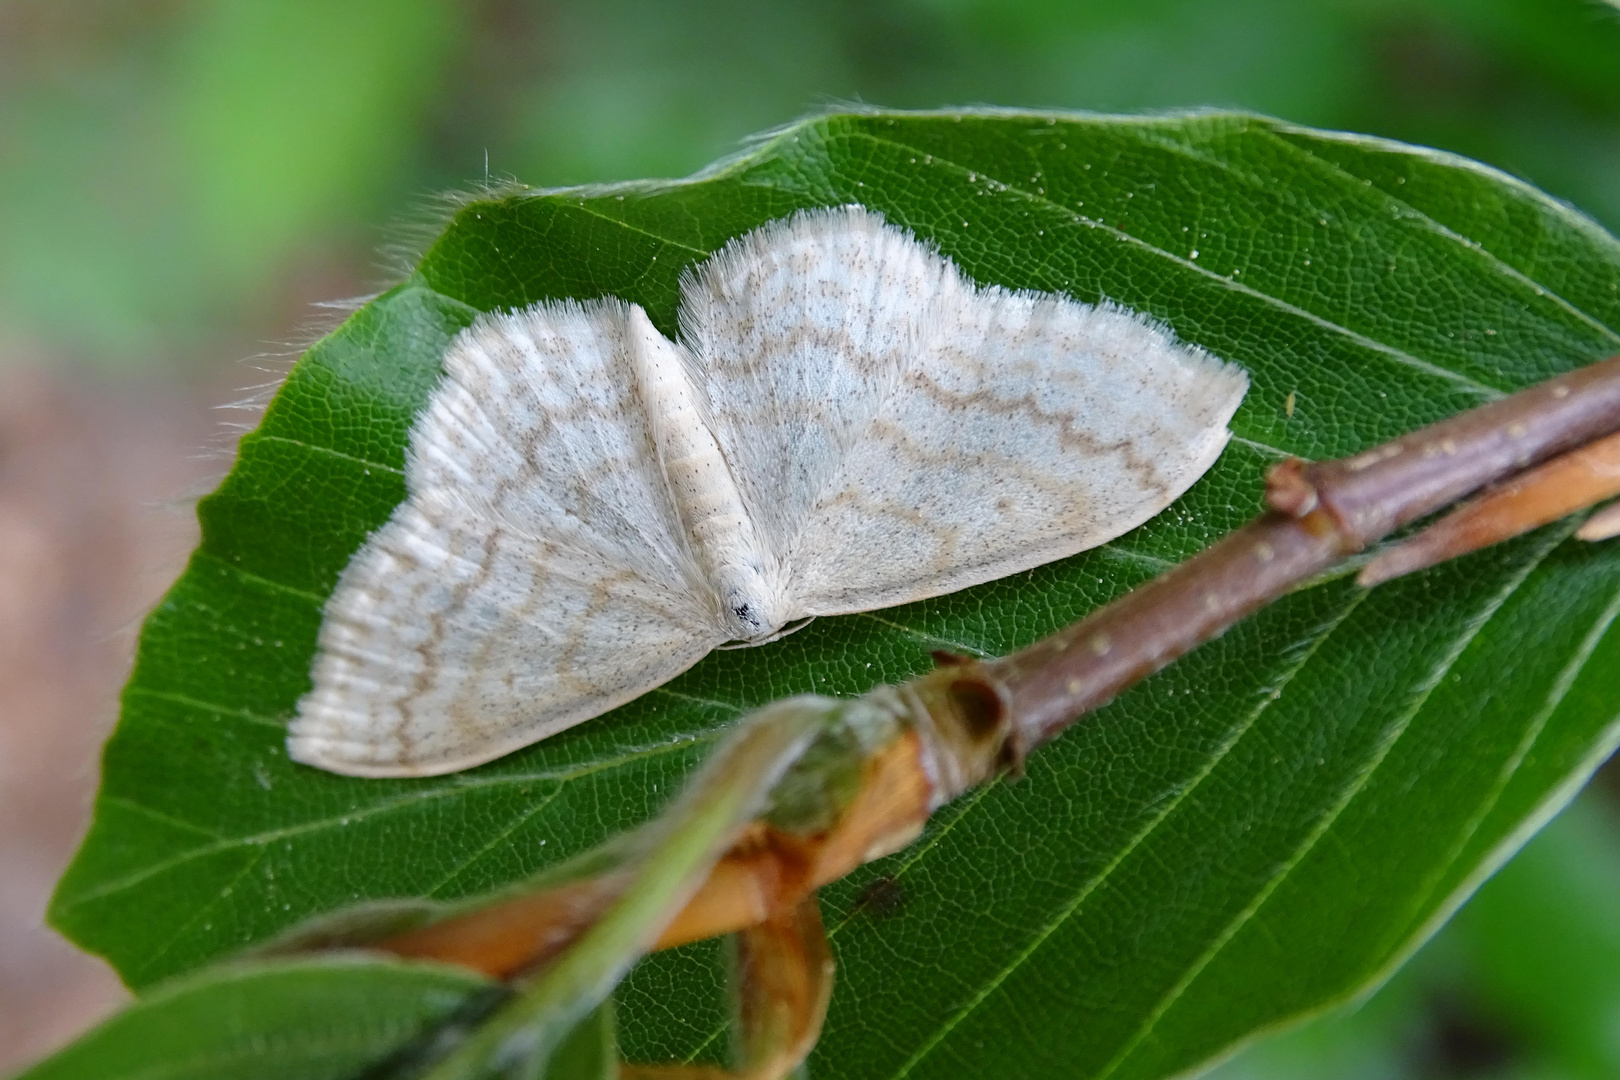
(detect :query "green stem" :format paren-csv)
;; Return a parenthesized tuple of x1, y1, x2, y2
(420, 697, 838, 1080)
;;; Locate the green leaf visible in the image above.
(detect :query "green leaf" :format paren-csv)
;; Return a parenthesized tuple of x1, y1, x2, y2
(12, 956, 490, 1080)
(49, 110, 1620, 1079)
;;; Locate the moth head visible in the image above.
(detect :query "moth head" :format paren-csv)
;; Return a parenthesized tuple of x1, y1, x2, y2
(729, 599, 766, 635)
(717, 564, 790, 643)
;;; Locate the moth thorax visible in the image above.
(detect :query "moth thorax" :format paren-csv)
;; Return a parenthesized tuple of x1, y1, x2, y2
(624, 302, 784, 640)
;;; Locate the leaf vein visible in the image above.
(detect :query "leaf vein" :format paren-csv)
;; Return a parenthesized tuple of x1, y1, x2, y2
(851, 612, 985, 657)
(648, 686, 747, 714)
(1229, 435, 1290, 460)
(100, 795, 225, 841)
(554, 200, 711, 258)
(64, 739, 711, 909)
(255, 433, 406, 477)
(124, 686, 286, 730)
(422, 785, 568, 898)
(129, 849, 267, 984)
(192, 550, 326, 606)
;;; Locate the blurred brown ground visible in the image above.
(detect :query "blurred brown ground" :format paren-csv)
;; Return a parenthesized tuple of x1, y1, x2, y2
(0, 364, 241, 1070)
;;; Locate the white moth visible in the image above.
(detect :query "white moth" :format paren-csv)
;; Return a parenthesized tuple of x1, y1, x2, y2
(289, 206, 1248, 777)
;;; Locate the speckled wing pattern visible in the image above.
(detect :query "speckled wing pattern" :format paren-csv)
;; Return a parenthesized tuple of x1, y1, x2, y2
(289, 206, 1248, 777)
(288, 300, 726, 777)
(683, 208, 1248, 615)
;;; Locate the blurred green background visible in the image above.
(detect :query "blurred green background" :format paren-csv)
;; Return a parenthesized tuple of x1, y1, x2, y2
(5, 0, 1620, 371)
(2, 1, 1617, 1077)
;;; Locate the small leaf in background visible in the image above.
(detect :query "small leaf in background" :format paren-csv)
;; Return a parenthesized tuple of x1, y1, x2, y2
(44, 110, 1620, 1080)
(1207, 787, 1620, 1080)
(1451, 790, 1620, 1077)
(13, 956, 491, 1080)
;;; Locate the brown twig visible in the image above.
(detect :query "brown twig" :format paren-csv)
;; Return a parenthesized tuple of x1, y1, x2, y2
(1360, 429, 1620, 585)
(1579, 500, 1620, 542)
(984, 352, 1620, 749)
